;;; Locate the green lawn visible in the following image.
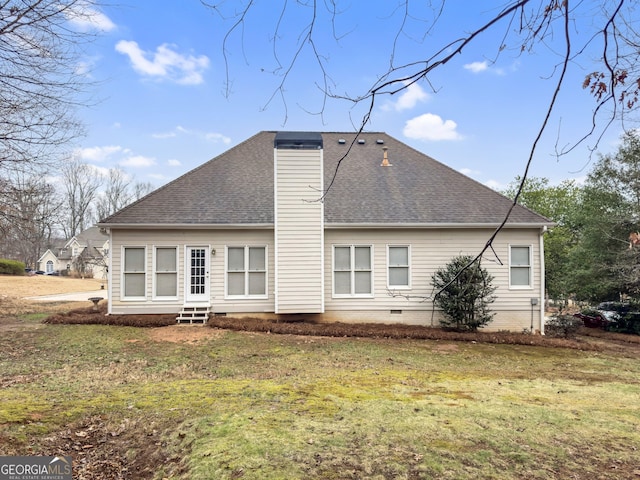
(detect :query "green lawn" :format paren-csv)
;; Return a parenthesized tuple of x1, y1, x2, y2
(1, 319, 639, 479)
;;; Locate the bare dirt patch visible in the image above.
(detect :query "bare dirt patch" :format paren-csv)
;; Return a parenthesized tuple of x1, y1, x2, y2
(147, 325, 224, 344)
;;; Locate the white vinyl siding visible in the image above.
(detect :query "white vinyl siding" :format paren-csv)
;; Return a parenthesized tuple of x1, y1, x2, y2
(333, 245, 373, 297)
(510, 245, 532, 288)
(154, 246, 177, 298)
(274, 147, 324, 313)
(388, 245, 410, 289)
(226, 246, 267, 298)
(123, 246, 146, 299)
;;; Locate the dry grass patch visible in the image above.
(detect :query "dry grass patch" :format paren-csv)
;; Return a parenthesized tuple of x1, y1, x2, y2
(0, 274, 103, 297)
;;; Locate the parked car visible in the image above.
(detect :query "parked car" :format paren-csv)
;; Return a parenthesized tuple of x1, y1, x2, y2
(597, 302, 631, 321)
(573, 311, 610, 329)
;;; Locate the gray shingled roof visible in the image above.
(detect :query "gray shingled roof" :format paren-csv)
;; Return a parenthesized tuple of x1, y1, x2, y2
(100, 131, 551, 227)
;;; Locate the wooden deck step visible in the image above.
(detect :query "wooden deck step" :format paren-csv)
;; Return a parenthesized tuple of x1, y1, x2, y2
(176, 306, 210, 324)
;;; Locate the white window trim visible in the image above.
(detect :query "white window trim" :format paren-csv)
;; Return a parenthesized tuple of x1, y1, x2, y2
(152, 245, 179, 300)
(121, 245, 147, 301)
(332, 245, 374, 298)
(387, 245, 411, 290)
(224, 245, 268, 299)
(509, 244, 533, 290)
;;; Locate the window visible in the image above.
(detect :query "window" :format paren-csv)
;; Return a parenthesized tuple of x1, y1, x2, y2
(154, 247, 177, 298)
(226, 246, 267, 297)
(388, 246, 410, 288)
(510, 245, 531, 288)
(123, 247, 146, 298)
(333, 245, 373, 296)
(46, 260, 54, 273)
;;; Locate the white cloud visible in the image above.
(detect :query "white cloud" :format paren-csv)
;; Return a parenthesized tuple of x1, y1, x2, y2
(459, 168, 480, 177)
(148, 173, 168, 180)
(484, 179, 504, 191)
(120, 155, 157, 168)
(152, 131, 177, 139)
(205, 132, 232, 144)
(464, 61, 489, 73)
(115, 41, 209, 85)
(403, 113, 462, 141)
(152, 126, 231, 144)
(464, 60, 507, 76)
(381, 82, 429, 112)
(66, 3, 116, 32)
(167, 159, 181, 167)
(75, 145, 123, 162)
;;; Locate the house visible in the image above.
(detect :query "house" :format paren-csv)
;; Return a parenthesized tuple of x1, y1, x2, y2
(98, 131, 553, 331)
(37, 226, 109, 279)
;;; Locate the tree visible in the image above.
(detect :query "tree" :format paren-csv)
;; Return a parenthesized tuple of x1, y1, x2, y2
(502, 176, 581, 301)
(0, 173, 61, 267)
(95, 168, 155, 221)
(566, 131, 640, 301)
(0, 1, 104, 173)
(432, 255, 497, 332)
(60, 158, 103, 238)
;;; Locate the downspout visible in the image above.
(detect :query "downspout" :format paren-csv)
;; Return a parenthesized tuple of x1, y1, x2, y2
(539, 225, 548, 335)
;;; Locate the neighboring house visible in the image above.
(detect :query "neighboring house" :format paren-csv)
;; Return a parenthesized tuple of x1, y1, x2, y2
(99, 131, 553, 331)
(38, 226, 109, 279)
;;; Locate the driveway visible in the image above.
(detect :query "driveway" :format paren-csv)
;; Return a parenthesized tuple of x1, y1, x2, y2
(25, 290, 108, 302)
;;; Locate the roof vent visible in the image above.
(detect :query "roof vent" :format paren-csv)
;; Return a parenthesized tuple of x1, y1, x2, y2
(357, 139, 365, 145)
(376, 139, 384, 144)
(338, 138, 346, 144)
(381, 146, 392, 167)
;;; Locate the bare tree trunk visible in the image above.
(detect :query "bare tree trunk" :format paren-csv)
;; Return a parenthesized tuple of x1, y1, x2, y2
(60, 159, 103, 238)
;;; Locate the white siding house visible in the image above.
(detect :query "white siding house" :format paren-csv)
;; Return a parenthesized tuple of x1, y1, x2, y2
(99, 131, 553, 331)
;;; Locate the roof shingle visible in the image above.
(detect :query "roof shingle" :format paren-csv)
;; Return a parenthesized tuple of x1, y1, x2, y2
(101, 131, 551, 227)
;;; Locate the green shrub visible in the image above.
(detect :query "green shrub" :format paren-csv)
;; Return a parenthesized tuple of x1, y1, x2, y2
(609, 313, 640, 335)
(545, 314, 582, 339)
(431, 255, 496, 332)
(0, 259, 25, 275)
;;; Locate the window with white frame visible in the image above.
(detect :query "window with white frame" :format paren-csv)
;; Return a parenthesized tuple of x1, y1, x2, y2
(46, 260, 54, 273)
(388, 245, 410, 289)
(510, 245, 531, 288)
(226, 246, 267, 297)
(123, 247, 146, 298)
(333, 245, 373, 296)
(154, 247, 177, 298)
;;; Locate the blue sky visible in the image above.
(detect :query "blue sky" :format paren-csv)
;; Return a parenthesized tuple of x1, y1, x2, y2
(71, 1, 624, 191)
